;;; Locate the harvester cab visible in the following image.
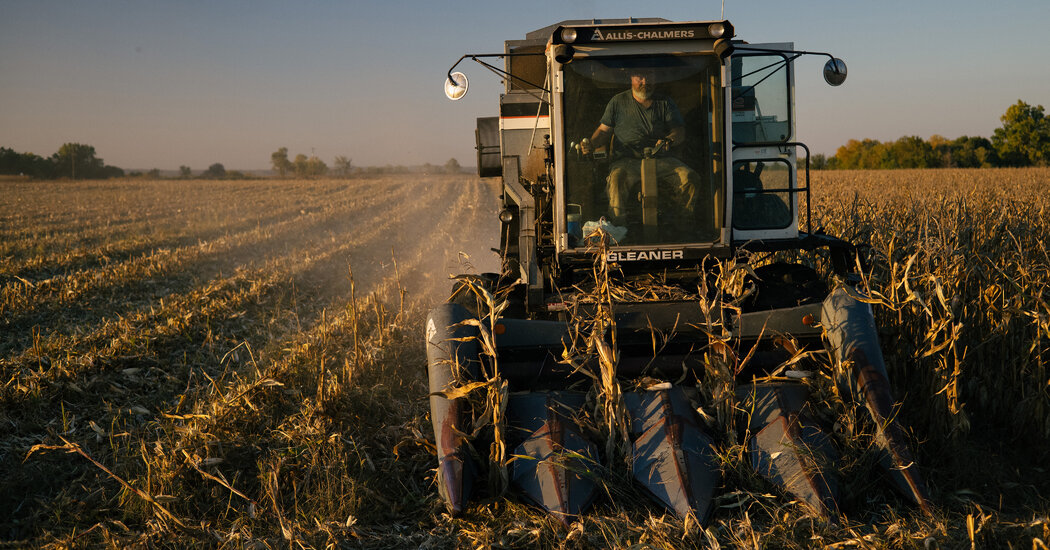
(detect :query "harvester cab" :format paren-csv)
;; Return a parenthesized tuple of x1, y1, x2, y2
(430, 18, 931, 524)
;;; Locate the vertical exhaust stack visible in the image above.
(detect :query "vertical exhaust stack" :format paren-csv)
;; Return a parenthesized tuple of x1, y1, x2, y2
(821, 287, 933, 515)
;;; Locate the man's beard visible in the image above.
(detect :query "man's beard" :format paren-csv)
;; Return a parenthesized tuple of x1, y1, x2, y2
(632, 87, 652, 101)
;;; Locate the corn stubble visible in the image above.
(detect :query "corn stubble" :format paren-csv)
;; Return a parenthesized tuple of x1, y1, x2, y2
(2, 169, 1048, 548)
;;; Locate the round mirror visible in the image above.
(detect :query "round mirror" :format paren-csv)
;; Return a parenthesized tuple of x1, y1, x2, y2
(823, 58, 847, 86)
(444, 71, 468, 100)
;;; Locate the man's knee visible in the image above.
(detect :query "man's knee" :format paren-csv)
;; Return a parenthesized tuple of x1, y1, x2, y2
(607, 166, 628, 189)
(673, 166, 699, 188)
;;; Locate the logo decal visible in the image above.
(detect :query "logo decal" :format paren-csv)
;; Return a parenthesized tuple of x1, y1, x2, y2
(606, 249, 685, 262)
(426, 318, 437, 343)
(588, 28, 696, 42)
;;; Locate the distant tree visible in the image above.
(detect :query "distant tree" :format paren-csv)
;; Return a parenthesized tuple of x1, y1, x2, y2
(949, 136, 998, 168)
(992, 100, 1050, 166)
(834, 138, 889, 169)
(99, 165, 125, 178)
(306, 156, 328, 176)
(445, 157, 461, 174)
(808, 154, 828, 170)
(271, 147, 293, 177)
(888, 136, 935, 168)
(179, 165, 192, 178)
(147, 168, 161, 179)
(293, 154, 309, 177)
(333, 155, 352, 177)
(928, 134, 952, 167)
(51, 142, 104, 179)
(203, 163, 226, 178)
(0, 147, 54, 178)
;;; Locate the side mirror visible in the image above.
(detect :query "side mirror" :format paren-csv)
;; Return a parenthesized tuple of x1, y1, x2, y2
(444, 71, 468, 100)
(823, 58, 847, 86)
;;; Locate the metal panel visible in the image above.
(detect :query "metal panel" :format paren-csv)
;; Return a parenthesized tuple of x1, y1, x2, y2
(507, 391, 598, 523)
(822, 287, 933, 515)
(624, 388, 720, 523)
(476, 117, 501, 177)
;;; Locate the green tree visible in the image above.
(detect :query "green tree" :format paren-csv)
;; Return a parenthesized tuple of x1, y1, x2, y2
(51, 142, 104, 179)
(0, 147, 54, 178)
(293, 154, 309, 177)
(929, 134, 952, 167)
(333, 155, 352, 177)
(271, 147, 293, 177)
(992, 100, 1050, 166)
(950, 136, 997, 168)
(306, 156, 328, 176)
(179, 165, 192, 178)
(203, 163, 226, 178)
(445, 157, 461, 174)
(809, 153, 828, 170)
(889, 136, 935, 168)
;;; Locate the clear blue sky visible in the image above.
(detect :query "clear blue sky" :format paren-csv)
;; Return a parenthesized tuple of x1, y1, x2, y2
(2, 0, 1047, 170)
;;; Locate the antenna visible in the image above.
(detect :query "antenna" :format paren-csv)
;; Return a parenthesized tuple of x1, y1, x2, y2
(721, 0, 725, 19)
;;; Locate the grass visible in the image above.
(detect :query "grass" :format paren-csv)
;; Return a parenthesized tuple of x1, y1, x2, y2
(1, 169, 1048, 548)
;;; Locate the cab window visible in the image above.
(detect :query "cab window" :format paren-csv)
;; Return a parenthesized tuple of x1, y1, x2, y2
(561, 54, 724, 247)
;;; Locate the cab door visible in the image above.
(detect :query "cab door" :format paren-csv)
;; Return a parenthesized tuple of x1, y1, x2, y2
(727, 43, 800, 243)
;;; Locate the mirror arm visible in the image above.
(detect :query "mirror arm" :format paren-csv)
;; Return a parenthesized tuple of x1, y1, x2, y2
(446, 52, 550, 94)
(731, 45, 837, 65)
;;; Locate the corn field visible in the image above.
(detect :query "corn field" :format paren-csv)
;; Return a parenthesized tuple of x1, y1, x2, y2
(1, 169, 1048, 548)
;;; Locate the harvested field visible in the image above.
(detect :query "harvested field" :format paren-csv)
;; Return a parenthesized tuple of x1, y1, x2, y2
(2, 169, 1049, 548)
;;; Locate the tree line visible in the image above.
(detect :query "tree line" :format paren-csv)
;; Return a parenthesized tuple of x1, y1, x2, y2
(0, 143, 124, 179)
(12, 100, 1041, 180)
(269, 147, 462, 177)
(812, 100, 1050, 170)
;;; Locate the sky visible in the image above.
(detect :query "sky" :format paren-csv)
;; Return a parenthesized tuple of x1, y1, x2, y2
(1, 0, 1048, 171)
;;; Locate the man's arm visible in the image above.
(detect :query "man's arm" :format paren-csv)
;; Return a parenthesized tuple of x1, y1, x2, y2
(582, 124, 613, 154)
(666, 125, 686, 149)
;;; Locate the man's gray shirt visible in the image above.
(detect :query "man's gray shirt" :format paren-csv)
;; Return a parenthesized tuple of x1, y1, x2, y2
(600, 90, 685, 157)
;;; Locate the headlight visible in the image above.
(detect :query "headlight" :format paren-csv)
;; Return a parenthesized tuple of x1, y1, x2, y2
(708, 22, 726, 39)
(559, 27, 577, 44)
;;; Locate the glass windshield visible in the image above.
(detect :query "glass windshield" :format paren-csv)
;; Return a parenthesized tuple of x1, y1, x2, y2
(731, 54, 791, 144)
(561, 54, 724, 248)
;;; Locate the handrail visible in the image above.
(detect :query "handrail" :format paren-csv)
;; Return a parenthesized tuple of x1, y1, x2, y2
(731, 141, 812, 234)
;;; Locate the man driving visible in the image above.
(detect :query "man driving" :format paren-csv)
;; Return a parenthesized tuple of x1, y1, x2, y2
(581, 67, 700, 227)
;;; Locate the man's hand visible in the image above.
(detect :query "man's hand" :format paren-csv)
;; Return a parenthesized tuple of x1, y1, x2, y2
(585, 124, 613, 155)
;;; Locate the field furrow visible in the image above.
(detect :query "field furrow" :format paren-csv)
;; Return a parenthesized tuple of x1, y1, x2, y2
(0, 179, 408, 280)
(0, 182, 423, 356)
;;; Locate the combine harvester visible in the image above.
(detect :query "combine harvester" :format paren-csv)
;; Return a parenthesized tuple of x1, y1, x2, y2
(428, 18, 931, 523)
